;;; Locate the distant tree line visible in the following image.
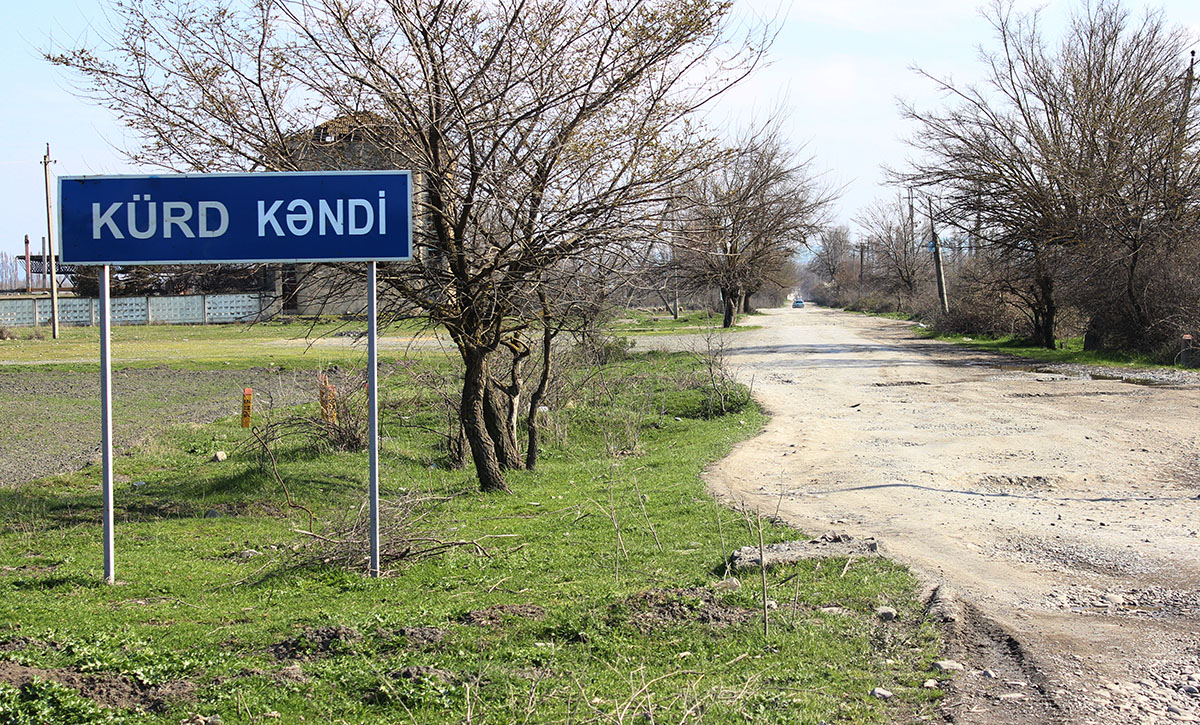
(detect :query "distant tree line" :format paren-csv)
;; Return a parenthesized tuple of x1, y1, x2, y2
(809, 0, 1200, 360)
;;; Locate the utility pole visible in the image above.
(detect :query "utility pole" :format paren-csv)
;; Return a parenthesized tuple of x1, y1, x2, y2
(927, 198, 950, 315)
(24, 235, 32, 294)
(42, 144, 60, 339)
(856, 243, 866, 298)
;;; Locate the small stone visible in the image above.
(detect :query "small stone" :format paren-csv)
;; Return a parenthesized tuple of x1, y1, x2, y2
(1169, 706, 1183, 715)
(875, 606, 898, 621)
(923, 679, 939, 689)
(131, 480, 148, 488)
(1183, 685, 1199, 695)
(870, 687, 893, 700)
(1102, 593, 1125, 606)
(982, 669, 998, 679)
(687, 542, 703, 549)
(673, 417, 682, 421)
(203, 509, 222, 519)
(766, 600, 779, 610)
(934, 660, 965, 673)
(998, 693, 1026, 701)
(211, 451, 227, 462)
(238, 549, 261, 559)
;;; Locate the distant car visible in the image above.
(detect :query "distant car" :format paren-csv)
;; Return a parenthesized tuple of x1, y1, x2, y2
(791, 299, 805, 308)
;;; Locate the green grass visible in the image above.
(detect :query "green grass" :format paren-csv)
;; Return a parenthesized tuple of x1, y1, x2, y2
(0, 349, 943, 724)
(608, 308, 761, 334)
(914, 329, 1171, 368)
(0, 317, 431, 372)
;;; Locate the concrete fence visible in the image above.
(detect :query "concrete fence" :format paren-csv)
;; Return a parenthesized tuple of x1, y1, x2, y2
(0, 293, 269, 327)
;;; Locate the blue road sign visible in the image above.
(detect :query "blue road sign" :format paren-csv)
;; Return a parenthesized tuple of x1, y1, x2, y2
(59, 171, 412, 265)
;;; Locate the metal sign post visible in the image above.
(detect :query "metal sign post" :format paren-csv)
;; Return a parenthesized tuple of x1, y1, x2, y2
(59, 170, 412, 583)
(367, 261, 380, 576)
(99, 265, 115, 584)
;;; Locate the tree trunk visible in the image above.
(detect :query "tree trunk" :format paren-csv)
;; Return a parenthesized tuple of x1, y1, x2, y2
(1034, 274, 1057, 350)
(461, 348, 509, 492)
(721, 288, 738, 328)
(525, 322, 555, 471)
(741, 291, 753, 314)
(484, 378, 523, 470)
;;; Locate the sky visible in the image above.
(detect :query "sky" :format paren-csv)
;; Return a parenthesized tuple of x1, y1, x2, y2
(1, 0, 1198, 260)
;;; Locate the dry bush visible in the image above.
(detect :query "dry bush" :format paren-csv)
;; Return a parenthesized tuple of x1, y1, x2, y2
(0, 327, 15, 341)
(242, 368, 369, 455)
(287, 497, 483, 576)
(384, 358, 467, 469)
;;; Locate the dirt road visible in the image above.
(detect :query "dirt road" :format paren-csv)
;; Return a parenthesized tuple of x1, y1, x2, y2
(647, 306, 1200, 724)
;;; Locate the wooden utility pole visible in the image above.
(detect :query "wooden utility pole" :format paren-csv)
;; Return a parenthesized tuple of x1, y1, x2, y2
(42, 144, 60, 339)
(927, 198, 950, 315)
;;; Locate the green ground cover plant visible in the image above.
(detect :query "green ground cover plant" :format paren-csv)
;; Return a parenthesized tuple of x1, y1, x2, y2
(0, 343, 943, 723)
(914, 328, 1169, 368)
(607, 309, 761, 335)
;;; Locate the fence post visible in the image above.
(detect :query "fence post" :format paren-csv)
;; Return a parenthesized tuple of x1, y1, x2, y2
(145, 296, 152, 325)
(1183, 335, 1194, 368)
(202, 295, 208, 325)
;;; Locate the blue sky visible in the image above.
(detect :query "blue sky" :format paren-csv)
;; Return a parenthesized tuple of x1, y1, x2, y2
(2, 0, 1198, 259)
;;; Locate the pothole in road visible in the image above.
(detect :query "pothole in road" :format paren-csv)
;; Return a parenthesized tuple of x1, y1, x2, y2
(1051, 585, 1200, 619)
(993, 534, 1158, 577)
(980, 474, 1061, 491)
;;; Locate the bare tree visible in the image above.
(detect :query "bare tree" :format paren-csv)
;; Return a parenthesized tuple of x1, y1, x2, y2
(806, 225, 853, 302)
(51, 0, 769, 492)
(898, 0, 1199, 349)
(674, 126, 835, 327)
(855, 196, 926, 311)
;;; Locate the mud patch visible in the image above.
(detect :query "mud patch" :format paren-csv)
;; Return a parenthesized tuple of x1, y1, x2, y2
(460, 604, 545, 628)
(933, 603, 1064, 724)
(614, 588, 755, 632)
(268, 625, 362, 660)
(0, 660, 196, 712)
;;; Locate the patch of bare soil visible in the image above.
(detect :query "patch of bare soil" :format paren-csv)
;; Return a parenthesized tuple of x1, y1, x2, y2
(460, 603, 546, 627)
(0, 365, 322, 488)
(615, 588, 756, 632)
(377, 625, 447, 648)
(0, 660, 196, 713)
(268, 625, 362, 660)
(644, 307, 1200, 724)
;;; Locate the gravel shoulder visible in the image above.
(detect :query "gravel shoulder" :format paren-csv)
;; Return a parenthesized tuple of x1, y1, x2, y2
(640, 307, 1200, 725)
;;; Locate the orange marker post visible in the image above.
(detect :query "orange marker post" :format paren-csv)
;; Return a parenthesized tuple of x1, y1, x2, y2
(241, 388, 253, 428)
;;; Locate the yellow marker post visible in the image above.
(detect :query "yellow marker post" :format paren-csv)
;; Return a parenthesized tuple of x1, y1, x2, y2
(241, 388, 253, 428)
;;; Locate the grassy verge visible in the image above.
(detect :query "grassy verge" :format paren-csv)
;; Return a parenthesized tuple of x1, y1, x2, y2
(608, 309, 761, 334)
(0, 349, 942, 724)
(912, 329, 1171, 368)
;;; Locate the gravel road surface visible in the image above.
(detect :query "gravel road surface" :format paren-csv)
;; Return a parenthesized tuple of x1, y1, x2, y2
(642, 306, 1200, 725)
